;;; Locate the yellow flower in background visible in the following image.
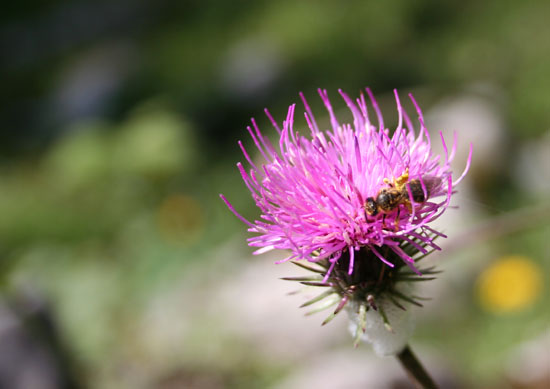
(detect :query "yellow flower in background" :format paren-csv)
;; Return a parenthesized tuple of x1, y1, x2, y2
(476, 255, 543, 314)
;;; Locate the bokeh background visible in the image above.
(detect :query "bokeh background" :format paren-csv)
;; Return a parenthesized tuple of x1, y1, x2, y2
(1, 1, 549, 388)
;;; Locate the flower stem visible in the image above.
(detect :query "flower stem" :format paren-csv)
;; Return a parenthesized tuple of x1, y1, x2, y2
(396, 345, 438, 389)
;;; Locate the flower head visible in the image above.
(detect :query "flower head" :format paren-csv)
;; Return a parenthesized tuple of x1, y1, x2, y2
(221, 88, 472, 352)
(221, 89, 472, 276)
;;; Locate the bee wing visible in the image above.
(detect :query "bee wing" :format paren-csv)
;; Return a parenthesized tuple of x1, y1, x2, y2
(417, 175, 444, 197)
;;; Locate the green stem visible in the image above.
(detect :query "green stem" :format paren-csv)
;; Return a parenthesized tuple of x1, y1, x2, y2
(396, 345, 438, 389)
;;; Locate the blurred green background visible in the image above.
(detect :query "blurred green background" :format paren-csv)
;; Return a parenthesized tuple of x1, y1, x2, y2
(1, 1, 549, 388)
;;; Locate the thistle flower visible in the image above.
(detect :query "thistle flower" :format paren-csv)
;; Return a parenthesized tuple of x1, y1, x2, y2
(221, 89, 471, 361)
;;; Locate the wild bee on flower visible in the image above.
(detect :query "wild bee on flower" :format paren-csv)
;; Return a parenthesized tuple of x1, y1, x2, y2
(365, 168, 444, 229)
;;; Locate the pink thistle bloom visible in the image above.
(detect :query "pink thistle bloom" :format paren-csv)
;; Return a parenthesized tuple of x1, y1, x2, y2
(221, 88, 472, 278)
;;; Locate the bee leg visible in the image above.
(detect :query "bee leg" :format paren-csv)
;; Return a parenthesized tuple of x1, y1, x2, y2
(394, 168, 409, 190)
(382, 214, 387, 229)
(404, 200, 415, 224)
(394, 208, 400, 231)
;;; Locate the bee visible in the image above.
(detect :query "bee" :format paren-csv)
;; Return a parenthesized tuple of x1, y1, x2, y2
(364, 169, 438, 218)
